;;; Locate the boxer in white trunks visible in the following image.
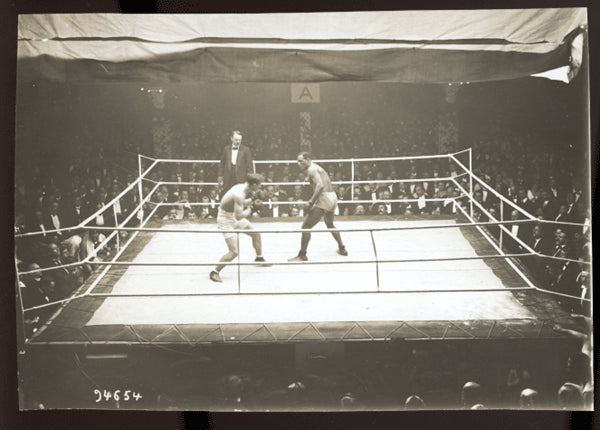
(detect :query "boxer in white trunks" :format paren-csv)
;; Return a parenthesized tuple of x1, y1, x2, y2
(210, 173, 269, 282)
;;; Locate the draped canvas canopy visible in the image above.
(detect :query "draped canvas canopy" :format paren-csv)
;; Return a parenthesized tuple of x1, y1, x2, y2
(17, 9, 587, 84)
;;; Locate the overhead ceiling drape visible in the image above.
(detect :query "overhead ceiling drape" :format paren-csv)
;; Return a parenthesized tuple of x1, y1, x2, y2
(17, 9, 588, 84)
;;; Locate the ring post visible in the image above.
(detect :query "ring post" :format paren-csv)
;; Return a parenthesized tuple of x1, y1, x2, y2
(369, 230, 380, 292)
(351, 159, 355, 201)
(113, 206, 120, 252)
(137, 154, 144, 225)
(499, 200, 504, 250)
(237, 232, 241, 294)
(15, 259, 27, 344)
(468, 148, 473, 219)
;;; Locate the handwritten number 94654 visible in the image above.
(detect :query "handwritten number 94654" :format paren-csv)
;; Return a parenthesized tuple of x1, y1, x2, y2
(93, 389, 142, 403)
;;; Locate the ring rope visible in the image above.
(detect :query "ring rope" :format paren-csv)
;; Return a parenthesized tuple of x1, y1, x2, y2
(453, 198, 591, 301)
(153, 176, 463, 187)
(69, 251, 537, 268)
(450, 154, 538, 221)
(155, 197, 464, 206)
(85, 287, 535, 299)
(454, 200, 539, 290)
(451, 177, 537, 255)
(144, 150, 466, 166)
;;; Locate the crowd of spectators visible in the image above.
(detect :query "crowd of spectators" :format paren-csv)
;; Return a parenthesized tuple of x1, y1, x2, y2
(466, 130, 591, 316)
(202, 368, 593, 411)
(202, 318, 591, 411)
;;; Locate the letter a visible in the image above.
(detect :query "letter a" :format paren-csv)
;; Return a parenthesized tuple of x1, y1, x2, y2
(299, 86, 313, 100)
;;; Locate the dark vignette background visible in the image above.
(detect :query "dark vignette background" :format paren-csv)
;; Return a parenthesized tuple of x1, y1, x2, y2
(1, 1, 597, 429)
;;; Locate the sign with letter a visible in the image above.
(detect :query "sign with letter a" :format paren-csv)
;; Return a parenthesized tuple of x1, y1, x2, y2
(291, 83, 320, 103)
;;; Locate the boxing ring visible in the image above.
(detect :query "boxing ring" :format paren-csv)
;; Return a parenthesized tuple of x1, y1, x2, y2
(15, 149, 592, 345)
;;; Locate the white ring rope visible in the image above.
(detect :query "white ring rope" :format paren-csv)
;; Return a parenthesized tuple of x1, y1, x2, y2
(142, 152, 457, 165)
(154, 175, 465, 187)
(456, 201, 591, 302)
(451, 178, 537, 255)
(450, 153, 538, 221)
(155, 197, 462, 206)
